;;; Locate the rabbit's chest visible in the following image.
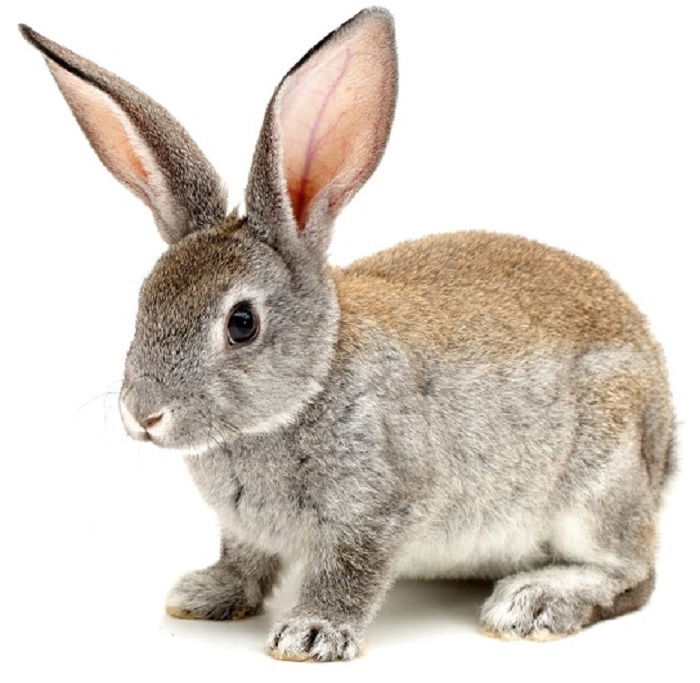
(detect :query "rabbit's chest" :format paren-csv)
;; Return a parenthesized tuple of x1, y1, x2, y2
(185, 447, 311, 555)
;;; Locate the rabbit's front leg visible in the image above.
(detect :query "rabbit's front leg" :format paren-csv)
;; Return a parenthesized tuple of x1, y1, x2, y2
(268, 533, 396, 662)
(166, 536, 280, 621)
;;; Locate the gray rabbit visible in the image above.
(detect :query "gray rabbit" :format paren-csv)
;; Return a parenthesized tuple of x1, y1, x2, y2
(22, 7, 674, 661)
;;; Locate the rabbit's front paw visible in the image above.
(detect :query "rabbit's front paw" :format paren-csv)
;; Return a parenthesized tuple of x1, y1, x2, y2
(267, 615, 359, 662)
(166, 566, 261, 621)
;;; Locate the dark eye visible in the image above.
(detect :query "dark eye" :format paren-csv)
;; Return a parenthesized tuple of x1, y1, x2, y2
(227, 302, 259, 345)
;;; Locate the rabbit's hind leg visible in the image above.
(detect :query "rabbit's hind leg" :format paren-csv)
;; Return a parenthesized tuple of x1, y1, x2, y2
(478, 492, 656, 641)
(478, 562, 654, 641)
(479, 359, 665, 642)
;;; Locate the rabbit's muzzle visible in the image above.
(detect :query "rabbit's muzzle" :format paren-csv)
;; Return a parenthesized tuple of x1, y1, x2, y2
(119, 377, 172, 444)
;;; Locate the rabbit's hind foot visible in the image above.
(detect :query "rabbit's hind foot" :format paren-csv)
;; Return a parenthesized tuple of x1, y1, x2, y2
(478, 564, 654, 641)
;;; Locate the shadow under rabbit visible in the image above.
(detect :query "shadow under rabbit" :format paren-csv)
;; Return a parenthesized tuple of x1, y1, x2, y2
(160, 576, 494, 652)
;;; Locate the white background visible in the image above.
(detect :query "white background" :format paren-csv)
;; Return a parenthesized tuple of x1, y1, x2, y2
(2, 0, 698, 680)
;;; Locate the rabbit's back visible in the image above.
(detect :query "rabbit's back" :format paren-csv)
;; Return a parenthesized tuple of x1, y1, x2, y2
(334, 231, 654, 358)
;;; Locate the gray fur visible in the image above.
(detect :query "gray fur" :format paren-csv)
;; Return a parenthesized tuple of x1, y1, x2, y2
(21, 6, 674, 662)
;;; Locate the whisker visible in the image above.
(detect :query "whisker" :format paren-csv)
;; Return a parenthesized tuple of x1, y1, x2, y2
(76, 389, 120, 413)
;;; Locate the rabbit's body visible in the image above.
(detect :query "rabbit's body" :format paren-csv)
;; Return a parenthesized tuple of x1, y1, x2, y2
(23, 7, 673, 662)
(186, 229, 671, 584)
(337, 231, 672, 581)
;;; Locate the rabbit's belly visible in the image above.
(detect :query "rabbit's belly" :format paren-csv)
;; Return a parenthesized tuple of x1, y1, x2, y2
(395, 513, 550, 580)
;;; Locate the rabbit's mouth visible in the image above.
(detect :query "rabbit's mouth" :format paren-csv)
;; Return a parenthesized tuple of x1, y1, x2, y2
(119, 396, 170, 446)
(119, 383, 244, 452)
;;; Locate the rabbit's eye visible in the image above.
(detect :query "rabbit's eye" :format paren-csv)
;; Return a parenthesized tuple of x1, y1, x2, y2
(227, 302, 259, 345)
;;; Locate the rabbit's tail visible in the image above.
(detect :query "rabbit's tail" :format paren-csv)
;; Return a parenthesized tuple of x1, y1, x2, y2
(641, 387, 676, 499)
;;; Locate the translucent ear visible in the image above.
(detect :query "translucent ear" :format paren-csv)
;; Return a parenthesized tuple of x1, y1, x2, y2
(246, 8, 398, 257)
(20, 25, 227, 244)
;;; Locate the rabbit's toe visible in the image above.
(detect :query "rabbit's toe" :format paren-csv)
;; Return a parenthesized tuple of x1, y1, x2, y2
(165, 566, 260, 621)
(267, 615, 358, 662)
(479, 577, 592, 641)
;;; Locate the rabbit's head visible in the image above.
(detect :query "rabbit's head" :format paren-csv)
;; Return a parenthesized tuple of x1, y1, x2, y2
(21, 9, 397, 450)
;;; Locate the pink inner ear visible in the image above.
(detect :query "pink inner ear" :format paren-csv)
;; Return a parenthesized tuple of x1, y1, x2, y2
(48, 62, 158, 206)
(278, 16, 395, 229)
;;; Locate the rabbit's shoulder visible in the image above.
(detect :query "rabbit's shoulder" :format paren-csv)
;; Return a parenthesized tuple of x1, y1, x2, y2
(332, 231, 649, 357)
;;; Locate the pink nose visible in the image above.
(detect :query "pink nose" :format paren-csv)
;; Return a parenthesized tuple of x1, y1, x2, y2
(140, 412, 163, 431)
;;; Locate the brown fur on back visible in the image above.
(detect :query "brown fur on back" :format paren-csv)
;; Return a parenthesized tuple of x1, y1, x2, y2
(333, 231, 652, 359)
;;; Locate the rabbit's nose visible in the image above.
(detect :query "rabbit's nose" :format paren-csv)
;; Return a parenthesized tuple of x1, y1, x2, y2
(141, 412, 163, 431)
(119, 393, 169, 442)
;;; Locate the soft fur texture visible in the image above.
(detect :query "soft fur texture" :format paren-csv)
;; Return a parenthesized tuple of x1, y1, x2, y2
(23, 7, 674, 662)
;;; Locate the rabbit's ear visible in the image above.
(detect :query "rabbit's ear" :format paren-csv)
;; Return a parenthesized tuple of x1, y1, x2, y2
(20, 25, 227, 244)
(245, 8, 397, 260)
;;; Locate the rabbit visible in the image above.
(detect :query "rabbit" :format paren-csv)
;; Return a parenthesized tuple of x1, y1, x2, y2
(21, 6, 675, 662)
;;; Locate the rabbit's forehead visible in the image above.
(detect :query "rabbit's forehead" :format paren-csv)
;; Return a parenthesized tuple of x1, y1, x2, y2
(137, 228, 276, 324)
